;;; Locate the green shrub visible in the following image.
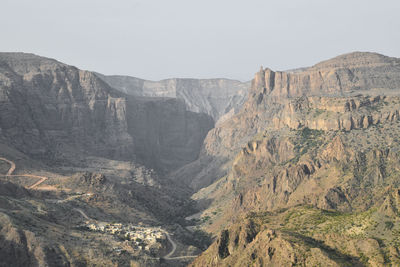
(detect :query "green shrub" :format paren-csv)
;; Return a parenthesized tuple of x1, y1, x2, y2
(385, 221, 394, 230)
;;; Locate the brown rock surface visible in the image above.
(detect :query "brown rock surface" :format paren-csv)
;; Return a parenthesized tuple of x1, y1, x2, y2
(182, 53, 400, 267)
(176, 52, 400, 191)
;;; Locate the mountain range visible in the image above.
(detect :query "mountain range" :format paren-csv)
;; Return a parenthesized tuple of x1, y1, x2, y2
(1, 51, 400, 266)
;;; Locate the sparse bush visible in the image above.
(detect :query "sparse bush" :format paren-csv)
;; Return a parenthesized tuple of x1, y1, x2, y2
(385, 221, 394, 230)
(202, 216, 211, 223)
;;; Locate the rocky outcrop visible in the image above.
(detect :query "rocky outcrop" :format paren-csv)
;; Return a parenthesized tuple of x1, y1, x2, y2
(191, 202, 400, 266)
(177, 52, 400, 191)
(379, 188, 400, 217)
(79, 172, 107, 187)
(178, 53, 400, 261)
(270, 95, 400, 131)
(0, 213, 69, 267)
(190, 217, 363, 267)
(0, 53, 133, 159)
(96, 73, 250, 123)
(252, 52, 400, 99)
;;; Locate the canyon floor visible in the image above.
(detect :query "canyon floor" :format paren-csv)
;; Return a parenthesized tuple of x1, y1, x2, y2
(0, 150, 207, 267)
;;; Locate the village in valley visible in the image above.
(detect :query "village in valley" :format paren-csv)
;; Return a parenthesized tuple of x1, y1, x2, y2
(82, 220, 168, 253)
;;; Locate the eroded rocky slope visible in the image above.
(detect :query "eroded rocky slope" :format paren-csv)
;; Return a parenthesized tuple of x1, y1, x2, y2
(178, 52, 400, 190)
(187, 52, 400, 266)
(191, 203, 400, 266)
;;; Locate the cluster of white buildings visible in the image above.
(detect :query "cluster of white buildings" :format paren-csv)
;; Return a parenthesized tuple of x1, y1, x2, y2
(85, 221, 166, 250)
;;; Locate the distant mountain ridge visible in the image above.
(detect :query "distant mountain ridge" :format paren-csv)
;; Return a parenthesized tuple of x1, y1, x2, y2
(95, 73, 250, 123)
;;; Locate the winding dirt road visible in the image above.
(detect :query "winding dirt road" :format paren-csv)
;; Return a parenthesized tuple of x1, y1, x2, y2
(0, 157, 48, 189)
(0, 157, 15, 175)
(73, 208, 90, 220)
(164, 232, 177, 259)
(0, 157, 198, 260)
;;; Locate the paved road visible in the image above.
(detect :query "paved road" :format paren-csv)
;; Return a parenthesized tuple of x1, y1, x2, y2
(164, 232, 177, 259)
(0, 157, 48, 189)
(153, 232, 199, 260)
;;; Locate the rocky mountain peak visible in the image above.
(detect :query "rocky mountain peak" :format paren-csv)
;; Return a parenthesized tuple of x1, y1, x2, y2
(250, 51, 400, 101)
(313, 51, 400, 70)
(0, 52, 66, 76)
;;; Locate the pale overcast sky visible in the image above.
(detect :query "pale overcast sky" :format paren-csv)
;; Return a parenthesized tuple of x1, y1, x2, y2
(1, 0, 399, 81)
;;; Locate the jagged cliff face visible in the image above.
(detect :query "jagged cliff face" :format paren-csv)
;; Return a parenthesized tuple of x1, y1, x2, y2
(0, 53, 133, 159)
(187, 52, 400, 265)
(0, 53, 213, 173)
(253, 52, 400, 99)
(96, 73, 250, 123)
(180, 52, 400, 190)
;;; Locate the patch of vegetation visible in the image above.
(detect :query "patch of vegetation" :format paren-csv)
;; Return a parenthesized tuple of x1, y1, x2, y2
(201, 215, 211, 223)
(365, 100, 385, 112)
(222, 204, 400, 265)
(300, 127, 323, 139)
(312, 108, 325, 117)
(289, 127, 324, 164)
(192, 229, 213, 250)
(385, 221, 394, 230)
(352, 152, 367, 182)
(266, 205, 379, 239)
(246, 211, 273, 223)
(359, 252, 369, 264)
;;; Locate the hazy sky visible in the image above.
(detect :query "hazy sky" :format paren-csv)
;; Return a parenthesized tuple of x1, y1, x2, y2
(1, 0, 399, 81)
